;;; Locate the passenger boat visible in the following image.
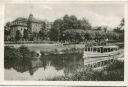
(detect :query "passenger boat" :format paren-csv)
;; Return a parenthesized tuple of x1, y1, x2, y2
(83, 45, 119, 58)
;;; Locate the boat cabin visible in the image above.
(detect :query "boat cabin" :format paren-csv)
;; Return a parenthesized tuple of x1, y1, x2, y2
(84, 46, 119, 53)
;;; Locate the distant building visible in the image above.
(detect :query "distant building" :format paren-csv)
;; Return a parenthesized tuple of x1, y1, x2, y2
(10, 17, 28, 39)
(28, 14, 44, 33)
(9, 14, 51, 40)
(44, 20, 53, 34)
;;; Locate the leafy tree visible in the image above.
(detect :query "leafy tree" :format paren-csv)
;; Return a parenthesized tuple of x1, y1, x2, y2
(4, 29, 10, 41)
(38, 22, 49, 40)
(15, 30, 22, 41)
(39, 30, 45, 40)
(50, 15, 92, 41)
(113, 18, 124, 41)
(5, 22, 11, 30)
(69, 15, 78, 29)
(62, 29, 86, 43)
(114, 18, 124, 32)
(49, 19, 63, 41)
(79, 18, 92, 30)
(84, 31, 90, 41)
(32, 32, 39, 41)
(120, 18, 124, 28)
(63, 14, 70, 29)
(49, 28, 59, 41)
(4, 22, 11, 41)
(23, 29, 29, 40)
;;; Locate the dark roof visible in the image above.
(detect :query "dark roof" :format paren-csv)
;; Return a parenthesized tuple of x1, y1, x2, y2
(10, 14, 45, 27)
(10, 17, 28, 27)
(15, 17, 44, 23)
(15, 17, 28, 22)
(92, 45, 119, 48)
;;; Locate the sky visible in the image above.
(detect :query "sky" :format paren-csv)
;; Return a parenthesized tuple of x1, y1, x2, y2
(5, 3, 124, 28)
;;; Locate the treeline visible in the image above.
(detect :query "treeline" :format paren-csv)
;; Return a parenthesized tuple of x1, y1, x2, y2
(4, 15, 124, 43)
(49, 15, 124, 43)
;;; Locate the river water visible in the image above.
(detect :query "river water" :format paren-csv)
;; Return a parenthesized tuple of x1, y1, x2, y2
(5, 53, 84, 80)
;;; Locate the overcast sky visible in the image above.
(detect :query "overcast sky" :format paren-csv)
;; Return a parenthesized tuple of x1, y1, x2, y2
(5, 4, 124, 28)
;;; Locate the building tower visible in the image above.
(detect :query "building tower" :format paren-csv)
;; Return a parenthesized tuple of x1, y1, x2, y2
(28, 13, 33, 32)
(28, 13, 33, 21)
(27, 13, 34, 40)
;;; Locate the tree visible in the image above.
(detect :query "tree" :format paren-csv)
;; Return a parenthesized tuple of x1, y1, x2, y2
(63, 14, 70, 28)
(120, 18, 124, 28)
(4, 22, 11, 41)
(15, 30, 22, 41)
(84, 31, 90, 41)
(49, 19, 63, 41)
(113, 18, 124, 41)
(23, 29, 29, 41)
(5, 22, 11, 30)
(114, 18, 124, 32)
(4, 28, 10, 41)
(63, 15, 79, 29)
(62, 29, 86, 43)
(79, 18, 92, 30)
(50, 15, 92, 42)
(69, 15, 78, 29)
(38, 22, 49, 40)
(39, 29, 45, 40)
(49, 28, 59, 41)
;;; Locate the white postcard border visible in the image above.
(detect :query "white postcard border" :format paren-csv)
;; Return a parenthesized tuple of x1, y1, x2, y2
(0, 0, 127, 86)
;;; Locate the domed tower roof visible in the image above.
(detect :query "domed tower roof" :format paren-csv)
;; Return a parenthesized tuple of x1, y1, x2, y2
(28, 13, 33, 21)
(15, 17, 27, 21)
(29, 13, 33, 17)
(28, 13, 44, 23)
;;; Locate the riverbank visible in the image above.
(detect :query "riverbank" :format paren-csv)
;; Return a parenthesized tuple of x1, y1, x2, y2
(4, 42, 124, 55)
(5, 44, 85, 54)
(5, 41, 124, 52)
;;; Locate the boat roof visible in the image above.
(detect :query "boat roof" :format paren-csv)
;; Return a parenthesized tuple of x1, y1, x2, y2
(86, 45, 119, 48)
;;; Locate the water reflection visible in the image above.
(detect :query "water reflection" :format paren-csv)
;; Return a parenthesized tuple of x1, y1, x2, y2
(5, 53, 84, 80)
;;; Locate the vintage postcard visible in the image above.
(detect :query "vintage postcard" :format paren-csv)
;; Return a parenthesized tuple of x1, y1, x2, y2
(0, 0, 127, 86)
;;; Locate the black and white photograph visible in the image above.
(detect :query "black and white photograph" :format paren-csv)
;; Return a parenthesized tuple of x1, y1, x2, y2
(4, 3, 124, 81)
